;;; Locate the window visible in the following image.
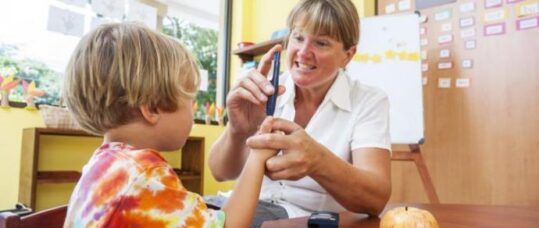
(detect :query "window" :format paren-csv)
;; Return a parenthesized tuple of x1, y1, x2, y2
(0, 0, 230, 122)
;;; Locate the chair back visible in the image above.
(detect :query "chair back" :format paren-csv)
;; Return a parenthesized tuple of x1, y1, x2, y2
(0, 205, 67, 228)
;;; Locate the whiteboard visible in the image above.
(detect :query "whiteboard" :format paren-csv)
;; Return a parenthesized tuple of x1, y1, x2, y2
(347, 14, 424, 144)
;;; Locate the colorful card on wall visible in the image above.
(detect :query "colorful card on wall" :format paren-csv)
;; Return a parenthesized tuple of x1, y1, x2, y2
(438, 78, 452, 88)
(485, 0, 504, 8)
(421, 38, 429, 46)
(398, 0, 412, 11)
(435, 9, 453, 21)
(386, 3, 396, 14)
(438, 62, 453, 69)
(516, 1, 539, 17)
(461, 28, 476, 38)
(460, 17, 475, 27)
(420, 27, 427, 35)
(506, 0, 525, 4)
(441, 23, 453, 32)
(483, 8, 508, 22)
(460, 2, 476, 13)
(439, 49, 451, 58)
(456, 78, 471, 88)
(438, 34, 453, 44)
(484, 23, 506, 36)
(462, 59, 474, 68)
(422, 63, 429, 72)
(465, 40, 477, 49)
(516, 16, 539, 30)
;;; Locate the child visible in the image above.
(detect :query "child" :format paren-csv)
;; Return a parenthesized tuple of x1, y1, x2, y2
(63, 22, 277, 227)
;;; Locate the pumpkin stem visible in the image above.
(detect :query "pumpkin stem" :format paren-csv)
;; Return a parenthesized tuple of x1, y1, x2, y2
(405, 206, 408, 211)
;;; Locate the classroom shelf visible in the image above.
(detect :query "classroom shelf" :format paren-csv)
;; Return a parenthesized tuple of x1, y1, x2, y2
(232, 37, 285, 63)
(36, 171, 82, 184)
(19, 127, 205, 210)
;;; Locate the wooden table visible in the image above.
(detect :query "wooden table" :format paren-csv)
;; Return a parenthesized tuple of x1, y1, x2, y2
(262, 203, 539, 227)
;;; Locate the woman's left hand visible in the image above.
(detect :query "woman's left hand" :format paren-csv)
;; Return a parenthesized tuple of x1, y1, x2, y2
(246, 118, 326, 180)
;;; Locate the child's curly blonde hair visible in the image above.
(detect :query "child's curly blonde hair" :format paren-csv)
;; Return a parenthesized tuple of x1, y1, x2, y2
(64, 22, 200, 135)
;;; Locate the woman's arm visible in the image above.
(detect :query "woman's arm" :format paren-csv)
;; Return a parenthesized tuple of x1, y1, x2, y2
(208, 45, 284, 181)
(310, 147, 391, 215)
(246, 118, 391, 215)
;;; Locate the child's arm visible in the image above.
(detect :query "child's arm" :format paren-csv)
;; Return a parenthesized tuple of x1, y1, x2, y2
(221, 117, 277, 228)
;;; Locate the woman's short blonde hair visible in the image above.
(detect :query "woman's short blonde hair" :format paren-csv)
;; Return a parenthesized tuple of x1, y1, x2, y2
(64, 22, 200, 135)
(286, 0, 360, 50)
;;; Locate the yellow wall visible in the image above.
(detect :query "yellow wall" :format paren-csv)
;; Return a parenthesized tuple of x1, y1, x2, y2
(0, 108, 45, 209)
(0, 108, 234, 210)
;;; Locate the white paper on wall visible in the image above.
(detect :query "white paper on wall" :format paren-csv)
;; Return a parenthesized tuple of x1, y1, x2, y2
(460, 2, 476, 13)
(460, 28, 476, 38)
(465, 40, 476, 49)
(456, 78, 470, 88)
(92, 0, 125, 19)
(398, 0, 412, 11)
(90, 17, 115, 31)
(386, 4, 396, 14)
(58, 0, 87, 8)
(47, 6, 85, 37)
(438, 78, 451, 88)
(127, 1, 157, 30)
(439, 49, 450, 58)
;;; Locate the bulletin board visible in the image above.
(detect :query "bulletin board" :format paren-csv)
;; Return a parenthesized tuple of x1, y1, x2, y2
(377, 0, 539, 205)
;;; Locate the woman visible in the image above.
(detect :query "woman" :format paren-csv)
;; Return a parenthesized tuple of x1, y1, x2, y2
(208, 0, 391, 225)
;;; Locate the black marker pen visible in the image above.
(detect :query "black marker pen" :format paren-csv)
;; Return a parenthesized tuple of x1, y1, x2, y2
(266, 52, 281, 116)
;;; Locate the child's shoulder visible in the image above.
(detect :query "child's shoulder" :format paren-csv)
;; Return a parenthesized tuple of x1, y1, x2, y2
(97, 142, 169, 171)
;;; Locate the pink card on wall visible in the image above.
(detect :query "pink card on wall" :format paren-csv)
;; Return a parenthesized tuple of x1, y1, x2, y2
(484, 23, 506, 36)
(516, 16, 539, 30)
(506, 0, 525, 4)
(485, 0, 503, 8)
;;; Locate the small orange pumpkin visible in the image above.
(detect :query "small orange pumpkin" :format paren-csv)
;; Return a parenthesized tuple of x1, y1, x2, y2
(380, 206, 438, 228)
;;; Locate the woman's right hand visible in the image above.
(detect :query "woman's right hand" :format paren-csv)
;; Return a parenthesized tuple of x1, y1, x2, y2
(226, 44, 285, 137)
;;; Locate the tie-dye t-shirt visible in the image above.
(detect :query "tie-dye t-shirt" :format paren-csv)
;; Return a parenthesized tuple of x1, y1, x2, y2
(64, 142, 225, 228)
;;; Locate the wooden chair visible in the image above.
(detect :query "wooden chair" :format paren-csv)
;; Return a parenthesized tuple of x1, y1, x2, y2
(0, 205, 67, 228)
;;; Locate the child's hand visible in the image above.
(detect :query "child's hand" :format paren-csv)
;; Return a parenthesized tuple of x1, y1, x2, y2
(250, 117, 280, 162)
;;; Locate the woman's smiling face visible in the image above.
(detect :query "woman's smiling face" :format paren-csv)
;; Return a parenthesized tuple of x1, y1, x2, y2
(286, 28, 355, 90)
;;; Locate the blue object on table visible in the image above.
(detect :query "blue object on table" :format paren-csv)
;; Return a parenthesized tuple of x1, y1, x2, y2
(307, 211, 339, 228)
(266, 52, 280, 116)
